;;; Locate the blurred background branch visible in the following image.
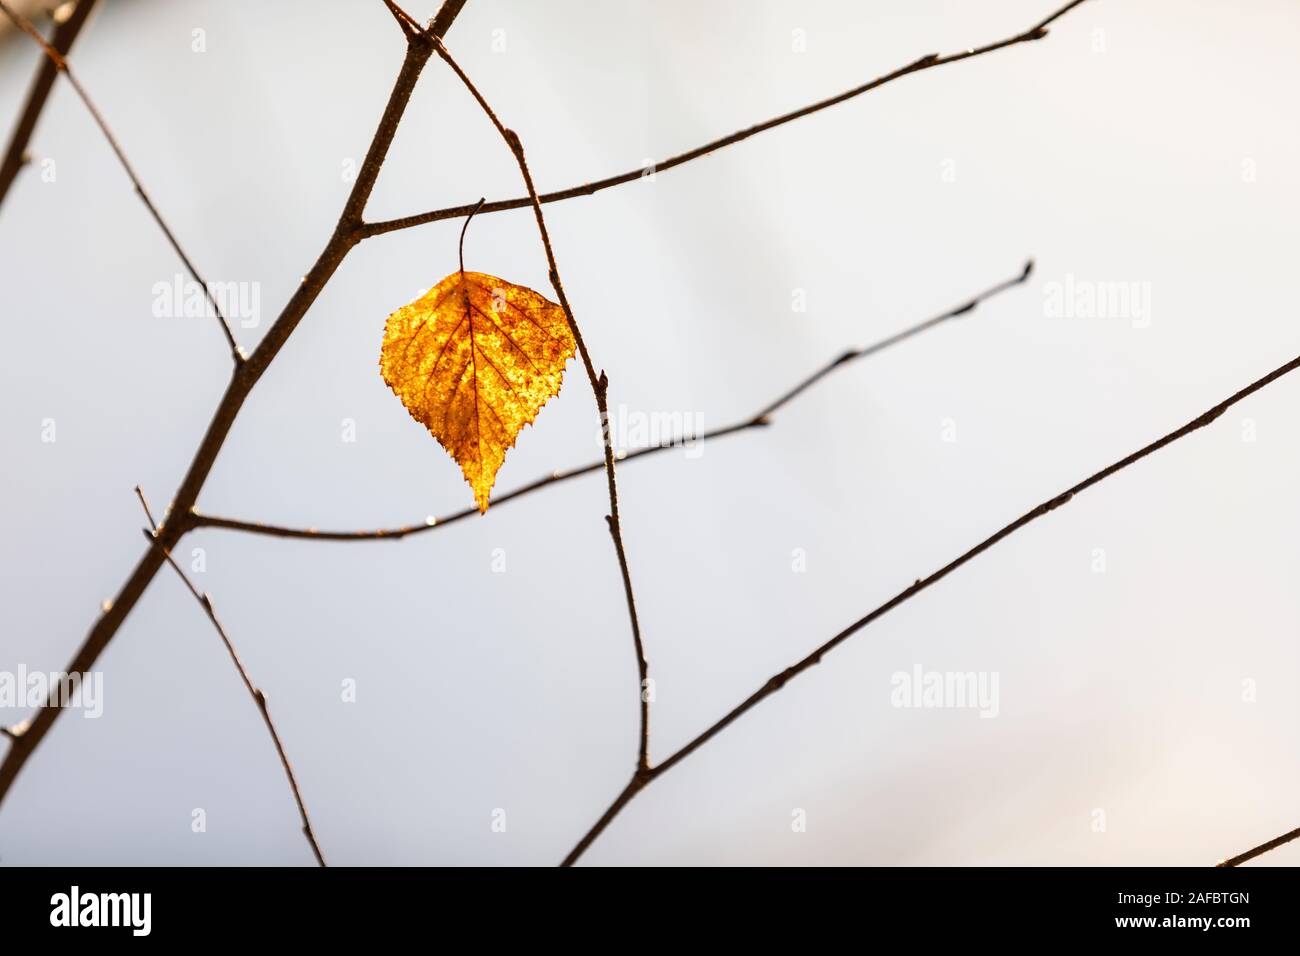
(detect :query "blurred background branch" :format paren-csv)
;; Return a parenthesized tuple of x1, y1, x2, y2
(0, 0, 98, 209)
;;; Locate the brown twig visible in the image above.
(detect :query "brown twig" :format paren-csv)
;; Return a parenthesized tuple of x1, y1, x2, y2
(1217, 826, 1300, 867)
(6, 0, 1282, 872)
(561, 347, 1300, 865)
(133, 484, 159, 530)
(361, 0, 1091, 240)
(188, 261, 1034, 541)
(0, 0, 241, 362)
(0, 0, 470, 816)
(0, 0, 98, 210)
(135, 488, 326, 866)
(431, 35, 652, 772)
(380, 0, 422, 40)
(0, 0, 1069, 827)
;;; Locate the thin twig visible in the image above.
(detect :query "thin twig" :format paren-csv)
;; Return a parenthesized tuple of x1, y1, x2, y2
(135, 487, 326, 866)
(6, 0, 1280, 873)
(380, 0, 421, 40)
(0, 0, 241, 362)
(188, 261, 1034, 541)
(561, 347, 1300, 865)
(431, 35, 652, 772)
(0, 0, 470, 816)
(1217, 826, 1300, 868)
(0, 0, 98, 210)
(133, 485, 158, 529)
(188, 423, 756, 540)
(361, 0, 1090, 240)
(751, 259, 1034, 421)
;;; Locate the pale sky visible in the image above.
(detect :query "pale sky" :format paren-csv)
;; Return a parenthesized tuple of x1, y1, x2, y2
(1, 0, 1298, 866)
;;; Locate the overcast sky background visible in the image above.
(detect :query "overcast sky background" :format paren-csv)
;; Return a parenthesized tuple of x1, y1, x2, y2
(2, 0, 1298, 866)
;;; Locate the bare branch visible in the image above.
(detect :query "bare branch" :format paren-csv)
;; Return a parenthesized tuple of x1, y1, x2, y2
(561, 346, 1300, 864)
(1217, 826, 1300, 868)
(188, 260, 1033, 541)
(16, 0, 1261, 871)
(361, 0, 1090, 240)
(429, 0, 469, 38)
(135, 488, 326, 867)
(0, 0, 242, 362)
(0, 0, 98, 210)
(0, 1, 471, 817)
(752, 259, 1034, 421)
(432, 37, 652, 772)
(380, 0, 421, 39)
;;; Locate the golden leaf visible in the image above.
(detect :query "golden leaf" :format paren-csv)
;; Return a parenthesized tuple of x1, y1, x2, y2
(380, 270, 576, 513)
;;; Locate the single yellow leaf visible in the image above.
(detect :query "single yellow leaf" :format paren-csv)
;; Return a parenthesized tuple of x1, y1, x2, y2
(380, 270, 576, 513)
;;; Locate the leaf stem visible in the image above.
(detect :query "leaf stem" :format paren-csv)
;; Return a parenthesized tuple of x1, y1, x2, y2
(457, 197, 486, 276)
